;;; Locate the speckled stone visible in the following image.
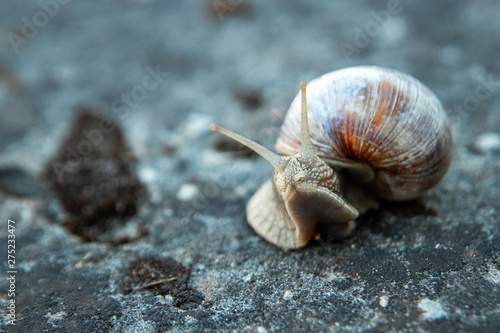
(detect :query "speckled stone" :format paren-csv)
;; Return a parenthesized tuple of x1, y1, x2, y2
(0, 1, 499, 332)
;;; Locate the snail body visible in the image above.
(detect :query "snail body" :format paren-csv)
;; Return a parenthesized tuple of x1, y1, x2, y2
(211, 66, 452, 249)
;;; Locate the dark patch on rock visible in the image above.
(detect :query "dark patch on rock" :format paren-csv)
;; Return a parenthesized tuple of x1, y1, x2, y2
(233, 89, 263, 110)
(349, 198, 439, 239)
(379, 199, 439, 218)
(121, 256, 209, 310)
(0, 166, 43, 198)
(0, 64, 23, 93)
(205, 0, 252, 21)
(162, 144, 177, 155)
(43, 109, 146, 243)
(213, 136, 258, 159)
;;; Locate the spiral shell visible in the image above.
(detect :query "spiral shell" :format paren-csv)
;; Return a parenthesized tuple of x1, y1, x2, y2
(275, 66, 453, 200)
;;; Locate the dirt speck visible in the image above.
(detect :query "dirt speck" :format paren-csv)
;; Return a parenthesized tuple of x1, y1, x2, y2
(44, 109, 146, 243)
(121, 256, 209, 310)
(205, 0, 251, 21)
(233, 89, 263, 110)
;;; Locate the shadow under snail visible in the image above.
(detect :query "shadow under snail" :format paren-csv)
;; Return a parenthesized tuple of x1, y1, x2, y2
(210, 66, 453, 249)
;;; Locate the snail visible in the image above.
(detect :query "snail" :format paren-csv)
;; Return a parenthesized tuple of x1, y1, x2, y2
(210, 66, 452, 249)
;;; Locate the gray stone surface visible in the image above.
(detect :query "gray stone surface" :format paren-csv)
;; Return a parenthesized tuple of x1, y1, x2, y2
(0, 0, 499, 332)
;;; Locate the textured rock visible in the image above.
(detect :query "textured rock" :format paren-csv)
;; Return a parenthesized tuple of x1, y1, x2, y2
(0, 1, 499, 332)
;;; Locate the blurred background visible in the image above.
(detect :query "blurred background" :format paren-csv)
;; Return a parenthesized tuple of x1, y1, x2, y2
(1, 1, 499, 332)
(2, 1, 499, 175)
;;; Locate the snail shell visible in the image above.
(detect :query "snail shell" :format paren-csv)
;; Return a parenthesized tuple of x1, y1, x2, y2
(276, 66, 452, 200)
(211, 66, 452, 249)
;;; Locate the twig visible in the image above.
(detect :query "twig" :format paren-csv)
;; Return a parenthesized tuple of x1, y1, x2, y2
(133, 277, 177, 291)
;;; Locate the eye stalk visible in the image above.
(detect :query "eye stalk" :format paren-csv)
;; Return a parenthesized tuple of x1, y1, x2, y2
(209, 124, 287, 172)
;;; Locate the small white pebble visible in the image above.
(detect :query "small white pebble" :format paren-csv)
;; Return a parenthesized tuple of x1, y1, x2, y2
(242, 273, 253, 282)
(257, 327, 269, 333)
(435, 243, 441, 249)
(176, 184, 199, 202)
(283, 290, 293, 300)
(418, 298, 447, 320)
(485, 261, 500, 284)
(181, 114, 212, 140)
(46, 311, 67, 328)
(475, 133, 500, 152)
(184, 315, 198, 325)
(139, 167, 158, 182)
(45, 311, 66, 321)
(379, 295, 389, 308)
